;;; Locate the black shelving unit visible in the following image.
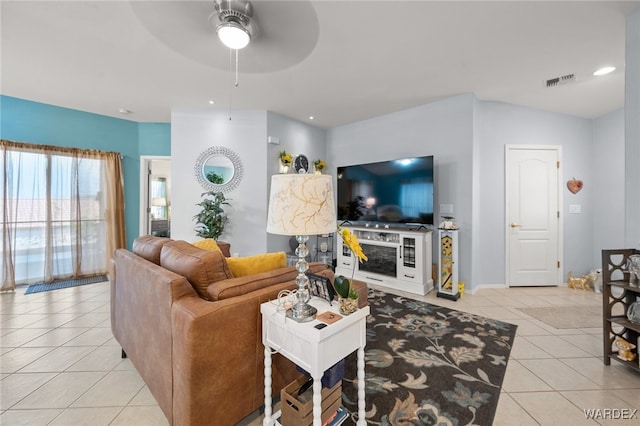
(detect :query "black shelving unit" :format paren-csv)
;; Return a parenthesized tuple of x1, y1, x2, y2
(602, 249, 640, 372)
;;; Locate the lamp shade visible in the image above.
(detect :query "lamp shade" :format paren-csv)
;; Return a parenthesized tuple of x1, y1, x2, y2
(267, 174, 336, 236)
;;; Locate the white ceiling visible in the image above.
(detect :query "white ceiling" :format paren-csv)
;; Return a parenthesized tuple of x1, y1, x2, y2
(2, 0, 639, 129)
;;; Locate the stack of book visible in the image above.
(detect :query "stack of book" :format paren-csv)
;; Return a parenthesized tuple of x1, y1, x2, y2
(322, 406, 349, 426)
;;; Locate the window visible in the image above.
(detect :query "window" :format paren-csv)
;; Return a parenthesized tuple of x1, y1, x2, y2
(150, 177, 168, 220)
(1, 140, 125, 290)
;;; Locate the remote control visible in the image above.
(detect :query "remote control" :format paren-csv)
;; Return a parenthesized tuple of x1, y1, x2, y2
(314, 323, 327, 329)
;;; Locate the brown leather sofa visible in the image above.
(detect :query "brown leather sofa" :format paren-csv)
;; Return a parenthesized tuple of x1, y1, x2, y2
(110, 236, 367, 426)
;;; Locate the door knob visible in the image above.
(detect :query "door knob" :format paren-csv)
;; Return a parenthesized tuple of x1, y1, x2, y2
(510, 223, 521, 228)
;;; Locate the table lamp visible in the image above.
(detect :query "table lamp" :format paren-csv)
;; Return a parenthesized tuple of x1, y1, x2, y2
(266, 174, 336, 321)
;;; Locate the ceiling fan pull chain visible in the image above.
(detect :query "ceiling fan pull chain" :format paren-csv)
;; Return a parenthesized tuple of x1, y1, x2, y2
(235, 49, 239, 87)
(228, 48, 233, 120)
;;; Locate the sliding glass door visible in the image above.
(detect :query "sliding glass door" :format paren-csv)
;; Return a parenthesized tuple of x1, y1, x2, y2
(1, 141, 125, 290)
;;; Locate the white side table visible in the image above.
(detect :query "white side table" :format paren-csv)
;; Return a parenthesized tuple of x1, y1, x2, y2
(261, 297, 369, 426)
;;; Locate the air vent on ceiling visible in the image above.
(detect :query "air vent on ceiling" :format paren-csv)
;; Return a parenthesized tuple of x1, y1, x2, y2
(546, 73, 576, 88)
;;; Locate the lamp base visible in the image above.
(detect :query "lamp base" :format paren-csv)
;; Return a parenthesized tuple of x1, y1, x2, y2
(286, 303, 318, 322)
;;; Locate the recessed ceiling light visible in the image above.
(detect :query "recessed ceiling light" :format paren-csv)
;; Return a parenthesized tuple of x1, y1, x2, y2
(309, 116, 314, 120)
(118, 108, 132, 115)
(209, 100, 215, 105)
(593, 66, 616, 76)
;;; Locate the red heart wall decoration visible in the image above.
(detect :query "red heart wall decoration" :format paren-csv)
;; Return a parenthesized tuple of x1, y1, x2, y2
(567, 178, 583, 194)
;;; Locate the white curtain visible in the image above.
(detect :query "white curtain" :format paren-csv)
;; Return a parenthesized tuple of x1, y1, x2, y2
(1, 140, 126, 291)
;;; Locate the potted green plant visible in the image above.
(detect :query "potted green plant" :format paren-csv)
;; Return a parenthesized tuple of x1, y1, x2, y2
(193, 191, 230, 240)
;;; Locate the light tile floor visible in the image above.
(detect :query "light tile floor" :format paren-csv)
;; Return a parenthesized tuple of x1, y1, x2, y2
(1, 281, 639, 425)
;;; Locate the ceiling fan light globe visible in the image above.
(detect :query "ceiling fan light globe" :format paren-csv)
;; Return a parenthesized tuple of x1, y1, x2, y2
(217, 23, 250, 49)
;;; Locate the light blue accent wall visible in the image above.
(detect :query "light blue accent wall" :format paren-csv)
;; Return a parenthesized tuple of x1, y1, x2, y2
(139, 123, 171, 156)
(0, 95, 171, 249)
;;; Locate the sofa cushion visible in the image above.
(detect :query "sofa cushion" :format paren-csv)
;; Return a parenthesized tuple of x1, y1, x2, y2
(192, 238, 222, 252)
(160, 240, 233, 300)
(191, 238, 231, 257)
(133, 235, 174, 265)
(226, 252, 287, 278)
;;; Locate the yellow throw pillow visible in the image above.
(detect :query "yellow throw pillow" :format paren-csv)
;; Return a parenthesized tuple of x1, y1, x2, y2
(192, 238, 221, 252)
(226, 252, 287, 277)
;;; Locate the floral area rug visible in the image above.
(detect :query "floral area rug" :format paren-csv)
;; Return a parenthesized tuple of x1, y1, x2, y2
(341, 289, 517, 426)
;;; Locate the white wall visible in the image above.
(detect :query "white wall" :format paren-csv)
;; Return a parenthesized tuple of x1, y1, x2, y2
(626, 9, 640, 248)
(170, 95, 626, 290)
(171, 108, 269, 256)
(326, 94, 475, 288)
(266, 112, 328, 255)
(171, 108, 327, 257)
(326, 94, 615, 291)
(477, 102, 594, 284)
(593, 109, 626, 261)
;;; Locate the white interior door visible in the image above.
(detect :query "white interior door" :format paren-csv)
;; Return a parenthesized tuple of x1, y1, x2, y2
(506, 146, 562, 286)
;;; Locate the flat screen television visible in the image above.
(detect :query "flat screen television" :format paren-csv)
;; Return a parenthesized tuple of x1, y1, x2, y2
(337, 155, 434, 226)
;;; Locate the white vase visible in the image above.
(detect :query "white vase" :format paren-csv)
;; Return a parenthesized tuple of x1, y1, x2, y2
(280, 164, 290, 174)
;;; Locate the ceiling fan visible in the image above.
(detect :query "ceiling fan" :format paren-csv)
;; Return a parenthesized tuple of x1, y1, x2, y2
(210, 0, 257, 50)
(129, 0, 320, 73)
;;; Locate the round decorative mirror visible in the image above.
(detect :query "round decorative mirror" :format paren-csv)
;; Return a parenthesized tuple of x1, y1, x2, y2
(194, 146, 244, 192)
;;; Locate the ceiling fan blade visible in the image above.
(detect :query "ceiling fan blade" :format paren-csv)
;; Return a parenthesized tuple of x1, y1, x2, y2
(129, 0, 319, 73)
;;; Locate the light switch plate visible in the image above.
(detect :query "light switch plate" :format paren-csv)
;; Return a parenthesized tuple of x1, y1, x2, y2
(440, 204, 453, 214)
(569, 204, 581, 214)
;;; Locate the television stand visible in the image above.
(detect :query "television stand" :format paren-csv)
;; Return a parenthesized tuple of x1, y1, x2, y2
(335, 226, 433, 296)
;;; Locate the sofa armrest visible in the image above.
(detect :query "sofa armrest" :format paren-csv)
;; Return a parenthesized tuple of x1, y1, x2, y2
(171, 280, 300, 426)
(352, 279, 369, 308)
(217, 241, 231, 257)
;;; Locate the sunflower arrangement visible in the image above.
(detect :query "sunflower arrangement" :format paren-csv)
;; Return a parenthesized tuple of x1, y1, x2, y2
(279, 150, 292, 165)
(334, 227, 368, 301)
(313, 159, 326, 171)
(338, 227, 367, 263)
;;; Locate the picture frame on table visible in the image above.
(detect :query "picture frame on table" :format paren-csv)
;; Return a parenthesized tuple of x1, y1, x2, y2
(306, 272, 335, 305)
